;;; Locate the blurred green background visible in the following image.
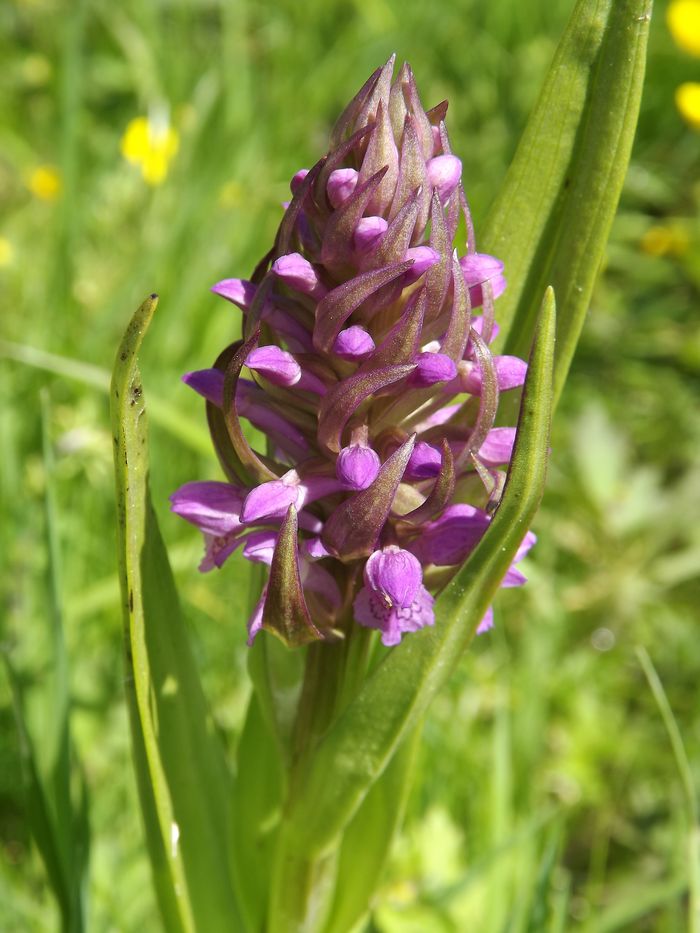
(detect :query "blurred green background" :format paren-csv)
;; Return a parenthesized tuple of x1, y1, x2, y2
(1, 0, 699, 929)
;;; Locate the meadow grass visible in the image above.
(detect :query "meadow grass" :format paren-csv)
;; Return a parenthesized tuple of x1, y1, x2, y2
(1, 0, 699, 929)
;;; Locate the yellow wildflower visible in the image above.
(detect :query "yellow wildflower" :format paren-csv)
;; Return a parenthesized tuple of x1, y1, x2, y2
(121, 114, 179, 186)
(0, 237, 15, 267)
(27, 165, 61, 201)
(640, 225, 689, 257)
(675, 81, 700, 129)
(667, 0, 700, 56)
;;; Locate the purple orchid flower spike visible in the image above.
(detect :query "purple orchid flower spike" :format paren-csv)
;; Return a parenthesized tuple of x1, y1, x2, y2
(171, 59, 534, 648)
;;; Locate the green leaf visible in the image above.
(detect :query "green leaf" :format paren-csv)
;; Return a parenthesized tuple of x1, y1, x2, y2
(230, 693, 285, 931)
(269, 290, 555, 926)
(321, 724, 422, 933)
(481, 0, 652, 402)
(111, 295, 241, 933)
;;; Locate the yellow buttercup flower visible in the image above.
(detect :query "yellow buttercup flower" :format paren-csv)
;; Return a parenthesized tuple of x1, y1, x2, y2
(640, 224, 689, 257)
(0, 237, 15, 267)
(675, 81, 700, 129)
(667, 0, 700, 56)
(27, 165, 61, 201)
(121, 114, 179, 186)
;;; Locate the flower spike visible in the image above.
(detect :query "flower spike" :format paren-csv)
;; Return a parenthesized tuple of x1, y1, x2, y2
(173, 60, 534, 646)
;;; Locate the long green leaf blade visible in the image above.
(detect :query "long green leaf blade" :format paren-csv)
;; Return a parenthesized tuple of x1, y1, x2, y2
(481, 0, 652, 401)
(278, 288, 555, 864)
(111, 295, 241, 933)
(322, 724, 422, 933)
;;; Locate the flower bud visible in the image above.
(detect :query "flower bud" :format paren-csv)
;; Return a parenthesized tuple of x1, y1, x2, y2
(458, 355, 528, 395)
(246, 346, 302, 387)
(353, 216, 389, 253)
(290, 168, 309, 193)
(272, 252, 328, 299)
(403, 246, 440, 284)
(336, 444, 381, 490)
(408, 352, 457, 387)
(459, 252, 507, 307)
(405, 441, 442, 479)
(327, 168, 359, 208)
(332, 326, 376, 361)
(426, 154, 462, 201)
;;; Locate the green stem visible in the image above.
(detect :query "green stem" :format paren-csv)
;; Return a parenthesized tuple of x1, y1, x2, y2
(269, 624, 375, 930)
(290, 641, 344, 767)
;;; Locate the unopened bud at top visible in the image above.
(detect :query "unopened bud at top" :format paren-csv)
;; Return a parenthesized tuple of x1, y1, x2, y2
(426, 155, 462, 201)
(327, 168, 359, 208)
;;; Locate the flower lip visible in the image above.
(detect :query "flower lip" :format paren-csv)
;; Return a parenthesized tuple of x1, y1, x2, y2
(242, 530, 278, 565)
(364, 545, 423, 608)
(353, 582, 435, 646)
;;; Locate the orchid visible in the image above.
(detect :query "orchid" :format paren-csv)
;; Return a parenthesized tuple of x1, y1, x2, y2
(171, 57, 533, 649)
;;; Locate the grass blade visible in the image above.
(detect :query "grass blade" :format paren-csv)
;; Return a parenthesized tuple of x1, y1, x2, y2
(1, 339, 211, 455)
(481, 0, 652, 402)
(637, 646, 700, 933)
(111, 295, 241, 932)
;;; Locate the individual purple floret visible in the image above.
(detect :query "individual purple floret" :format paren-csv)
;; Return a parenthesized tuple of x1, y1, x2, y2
(171, 58, 533, 648)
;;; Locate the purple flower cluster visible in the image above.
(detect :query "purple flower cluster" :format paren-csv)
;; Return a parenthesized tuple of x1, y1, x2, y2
(171, 58, 534, 648)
